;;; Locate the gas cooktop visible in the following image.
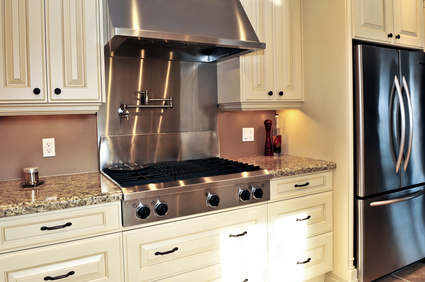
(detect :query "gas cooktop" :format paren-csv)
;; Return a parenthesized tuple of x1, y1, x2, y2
(103, 157, 261, 187)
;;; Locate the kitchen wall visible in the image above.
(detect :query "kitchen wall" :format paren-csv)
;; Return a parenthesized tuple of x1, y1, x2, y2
(217, 110, 276, 159)
(0, 115, 98, 181)
(0, 110, 275, 181)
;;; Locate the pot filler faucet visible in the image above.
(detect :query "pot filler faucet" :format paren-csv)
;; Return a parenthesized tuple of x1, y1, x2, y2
(117, 90, 173, 122)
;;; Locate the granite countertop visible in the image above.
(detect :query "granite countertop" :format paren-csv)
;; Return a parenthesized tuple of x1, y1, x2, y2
(0, 172, 122, 218)
(233, 155, 337, 178)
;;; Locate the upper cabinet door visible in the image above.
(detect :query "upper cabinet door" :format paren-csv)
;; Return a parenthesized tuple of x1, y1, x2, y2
(0, 0, 47, 102)
(392, 0, 424, 47)
(46, 0, 101, 102)
(352, 0, 424, 49)
(239, 0, 273, 102)
(352, 0, 393, 43)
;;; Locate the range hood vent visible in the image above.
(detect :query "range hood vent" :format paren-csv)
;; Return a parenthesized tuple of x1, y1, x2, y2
(103, 0, 265, 62)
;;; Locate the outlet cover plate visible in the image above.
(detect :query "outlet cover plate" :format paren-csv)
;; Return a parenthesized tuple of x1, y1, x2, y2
(42, 138, 56, 157)
(242, 128, 254, 142)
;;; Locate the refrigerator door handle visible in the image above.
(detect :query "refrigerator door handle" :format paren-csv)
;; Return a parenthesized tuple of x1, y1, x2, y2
(389, 75, 406, 173)
(402, 76, 414, 171)
(370, 189, 425, 207)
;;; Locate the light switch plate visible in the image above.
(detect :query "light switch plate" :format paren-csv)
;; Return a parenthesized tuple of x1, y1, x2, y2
(42, 138, 56, 157)
(242, 128, 254, 142)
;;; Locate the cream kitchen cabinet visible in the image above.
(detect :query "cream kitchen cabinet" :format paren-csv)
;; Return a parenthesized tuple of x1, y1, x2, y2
(123, 204, 268, 282)
(0, 0, 104, 115)
(269, 172, 333, 281)
(217, 0, 303, 111)
(0, 202, 123, 281)
(352, 0, 424, 49)
(0, 233, 123, 282)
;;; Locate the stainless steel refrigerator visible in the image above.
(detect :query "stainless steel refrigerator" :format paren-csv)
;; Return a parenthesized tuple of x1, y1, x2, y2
(354, 43, 425, 282)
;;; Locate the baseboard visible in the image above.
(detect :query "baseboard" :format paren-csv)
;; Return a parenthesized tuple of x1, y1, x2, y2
(325, 270, 358, 282)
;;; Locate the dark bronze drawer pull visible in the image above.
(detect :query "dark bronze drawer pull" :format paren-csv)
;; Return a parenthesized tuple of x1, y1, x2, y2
(297, 258, 311, 265)
(40, 222, 72, 231)
(294, 182, 310, 188)
(229, 231, 248, 238)
(44, 271, 75, 280)
(155, 247, 178, 256)
(296, 215, 311, 221)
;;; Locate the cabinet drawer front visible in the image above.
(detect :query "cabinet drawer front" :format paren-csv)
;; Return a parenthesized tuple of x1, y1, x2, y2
(269, 191, 332, 247)
(271, 171, 333, 200)
(269, 232, 333, 281)
(0, 233, 123, 282)
(124, 205, 268, 282)
(0, 202, 121, 253)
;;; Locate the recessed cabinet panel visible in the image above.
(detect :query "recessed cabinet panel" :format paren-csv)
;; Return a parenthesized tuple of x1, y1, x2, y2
(0, 0, 46, 102)
(47, 0, 101, 102)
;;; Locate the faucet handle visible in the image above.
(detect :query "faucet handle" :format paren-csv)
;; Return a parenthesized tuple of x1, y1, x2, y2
(118, 104, 130, 122)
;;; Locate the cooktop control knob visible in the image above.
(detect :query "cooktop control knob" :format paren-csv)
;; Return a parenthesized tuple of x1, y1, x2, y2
(136, 205, 151, 220)
(207, 193, 220, 207)
(154, 202, 168, 216)
(239, 188, 251, 201)
(251, 186, 264, 199)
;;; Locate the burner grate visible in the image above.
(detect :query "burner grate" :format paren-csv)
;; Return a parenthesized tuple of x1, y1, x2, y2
(103, 158, 261, 187)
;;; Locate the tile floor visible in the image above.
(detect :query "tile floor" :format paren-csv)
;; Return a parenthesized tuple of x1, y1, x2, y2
(374, 261, 425, 281)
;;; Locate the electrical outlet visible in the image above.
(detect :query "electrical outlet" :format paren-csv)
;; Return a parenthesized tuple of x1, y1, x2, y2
(42, 138, 56, 157)
(242, 128, 254, 142)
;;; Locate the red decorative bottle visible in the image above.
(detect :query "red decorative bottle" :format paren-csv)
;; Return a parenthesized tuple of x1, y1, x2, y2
(264, 119, 273, 156)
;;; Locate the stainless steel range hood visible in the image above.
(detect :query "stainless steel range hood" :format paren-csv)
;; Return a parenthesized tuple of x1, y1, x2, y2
(103, 0, 265, 62)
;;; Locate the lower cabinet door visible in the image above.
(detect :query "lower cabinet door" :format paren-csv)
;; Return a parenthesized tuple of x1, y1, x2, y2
(123, 205, 268, 282)
(0, 233, 123, 282)
(269, 232, 333, 282)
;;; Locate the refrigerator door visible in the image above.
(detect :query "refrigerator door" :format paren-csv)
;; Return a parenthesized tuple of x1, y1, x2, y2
(354, 45, 401, 197)
(400, 50, 425, 187)
(356, 187, 425, 282)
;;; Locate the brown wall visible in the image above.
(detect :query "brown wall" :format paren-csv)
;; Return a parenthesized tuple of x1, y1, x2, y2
(0, 115, 98, 181)
(217, 110, 276, 159)
(0, 110, 275, 181)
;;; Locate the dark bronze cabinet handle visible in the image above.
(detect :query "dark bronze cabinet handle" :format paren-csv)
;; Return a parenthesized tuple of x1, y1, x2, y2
(296, 215, 311, 221)
(33, 88, 41, 95)
(388, 33, 393, 38)
(40, 222, 72, 231)
(297, 258, 311, 265)
(155, 247, 178, 256)
(229, 231, 248, 237)
(54, 88, 62, 95)
(268, 91, 273, 96)
(278, 91, 284, 96)
(294, 182, 310, 188)
(395, 34, 401, 39)
(44, 271, 75, 280)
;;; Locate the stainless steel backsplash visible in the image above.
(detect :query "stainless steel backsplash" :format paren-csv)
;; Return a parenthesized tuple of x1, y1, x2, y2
(97, 57, 219, 169)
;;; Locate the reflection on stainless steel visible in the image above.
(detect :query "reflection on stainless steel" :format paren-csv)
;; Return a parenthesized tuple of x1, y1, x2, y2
(103, 0, 265, 61)
(354, 44, 425, 282)
(99, 132, 219, 171)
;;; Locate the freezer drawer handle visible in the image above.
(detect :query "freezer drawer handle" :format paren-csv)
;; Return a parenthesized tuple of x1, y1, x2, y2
(155, 247, 178, 256)
(296, 215, 311, 221)
(40, 222, 72, 231)
(294, 182, 310, 188)
(297, 258, 311, 265)
(44, 271, 75, 280)
(370, 190, 425, 207)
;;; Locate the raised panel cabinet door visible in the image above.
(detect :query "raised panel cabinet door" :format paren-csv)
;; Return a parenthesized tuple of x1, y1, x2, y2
(46, 0, 101, 102)
(274, 0, 303, 102)
(0, 0, 47, 102)
(352, 0, 393, 43)
(392, 0, 424, 48)
(239, 0, 274, 102)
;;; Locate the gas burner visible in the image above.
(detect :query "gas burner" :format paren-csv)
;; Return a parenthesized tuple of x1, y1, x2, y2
(107, 163, 149, 172)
